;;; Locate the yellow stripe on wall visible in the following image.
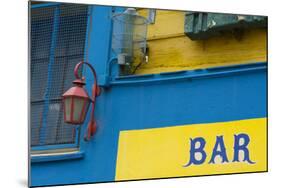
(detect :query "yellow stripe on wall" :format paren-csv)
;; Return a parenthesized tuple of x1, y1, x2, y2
(139, 10, 185, 40)
(115, 118, 267, 180)
(135, 10, 267, 75)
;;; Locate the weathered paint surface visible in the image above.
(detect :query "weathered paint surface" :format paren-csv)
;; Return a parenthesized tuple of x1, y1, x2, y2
(136, 10, 266, 74)
(141, 10, 184, 40)
(115, 118, 267, 180)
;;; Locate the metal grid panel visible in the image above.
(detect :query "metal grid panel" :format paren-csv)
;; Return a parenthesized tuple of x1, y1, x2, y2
(44, 100, 77, 145)
(31, 7, 54, 60)
(31, 58, 49, 101)
(31, 7, 54, 102)
(30, 102, 44, 146)
(30, 4, 88, 147)
(55, 4, 89, 57)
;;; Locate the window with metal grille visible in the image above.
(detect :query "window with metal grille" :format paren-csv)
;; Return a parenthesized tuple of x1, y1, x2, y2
(30, 4, 89, 149)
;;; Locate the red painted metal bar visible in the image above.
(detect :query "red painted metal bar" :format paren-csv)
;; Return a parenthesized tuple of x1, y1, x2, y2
(74, 61, 100, 141)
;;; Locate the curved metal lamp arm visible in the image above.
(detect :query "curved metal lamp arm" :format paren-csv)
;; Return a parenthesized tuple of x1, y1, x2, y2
(74, 61, 100, 97)
(74, 61, 100, 141)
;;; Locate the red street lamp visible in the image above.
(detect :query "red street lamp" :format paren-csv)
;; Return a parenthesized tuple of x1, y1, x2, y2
(62, 61, 100, 141)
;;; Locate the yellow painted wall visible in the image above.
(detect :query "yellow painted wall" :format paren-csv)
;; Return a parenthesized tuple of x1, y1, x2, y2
(135, 10, 267, 75)
(115, 118, 267, 180)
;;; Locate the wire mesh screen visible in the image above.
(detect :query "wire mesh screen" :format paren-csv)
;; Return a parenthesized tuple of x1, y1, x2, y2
(30, 4, 89, 147)
(112, 10, 148, 65)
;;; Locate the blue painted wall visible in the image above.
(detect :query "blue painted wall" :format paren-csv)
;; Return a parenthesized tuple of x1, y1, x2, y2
(30, 4, 267, 187)
(31, 66, 267, 186)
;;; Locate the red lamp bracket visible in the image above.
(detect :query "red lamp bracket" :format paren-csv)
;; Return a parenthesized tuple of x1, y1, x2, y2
(74, 61, 101, 141)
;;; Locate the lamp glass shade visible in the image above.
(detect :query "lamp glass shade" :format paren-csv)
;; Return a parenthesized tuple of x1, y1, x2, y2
(64, 97, 72, 122)
(63, 96, 90, 124)
(73, 97, 90, 123)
